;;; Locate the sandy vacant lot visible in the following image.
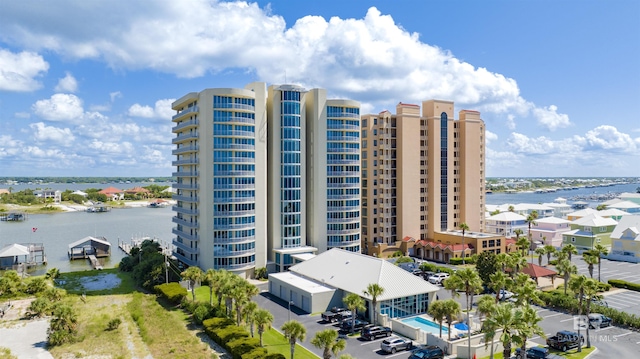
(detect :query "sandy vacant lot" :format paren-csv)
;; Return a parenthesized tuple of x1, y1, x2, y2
(0, 298, 53, 359)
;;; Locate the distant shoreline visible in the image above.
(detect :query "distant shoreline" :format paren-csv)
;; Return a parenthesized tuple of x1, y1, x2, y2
(1, 200, 176, 215)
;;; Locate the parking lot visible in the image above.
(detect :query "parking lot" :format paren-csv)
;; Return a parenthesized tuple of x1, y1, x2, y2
(573, 257, 640, 284)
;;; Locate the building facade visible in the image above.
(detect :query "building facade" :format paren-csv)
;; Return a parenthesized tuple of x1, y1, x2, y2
(360, 100, 485, 256)
(172, 83, 360, 276)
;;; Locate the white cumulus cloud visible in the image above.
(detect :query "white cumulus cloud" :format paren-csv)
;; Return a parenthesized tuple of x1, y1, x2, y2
(128, 98, 175, 119)
(0, 48, 49, 91)
(54, 71, 78, 92)
(532, 105, 571, 131)
(579, 125, 638, 152)
(32, 93, 85, 123)
(30, 122, 76, 145)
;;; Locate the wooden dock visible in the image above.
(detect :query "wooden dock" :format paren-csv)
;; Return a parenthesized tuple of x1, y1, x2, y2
(87, 255, 103, 270)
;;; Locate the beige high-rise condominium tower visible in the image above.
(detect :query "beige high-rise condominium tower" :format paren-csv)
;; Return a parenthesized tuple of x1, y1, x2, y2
(360, 100, 485, 255)
(171, 83, 360, 277)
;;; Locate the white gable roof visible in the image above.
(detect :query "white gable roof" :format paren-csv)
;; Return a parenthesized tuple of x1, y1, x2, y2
(572, 213, 617, 227)
(568, 208, 597, 217)
(0, 243, 29, 257)
(288, 248, 439, 301)
(598, 208, 630, 217)
(535, 216, 571, 224)
(608, 201, 640, 210)
(487, 212, 526, 221)
(611, 215, 640, 239)
(68, 236, 111, 248)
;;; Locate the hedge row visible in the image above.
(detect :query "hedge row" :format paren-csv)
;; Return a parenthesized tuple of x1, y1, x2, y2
(154, 282, 187, 304)
(608, 279, 640, 292)
(539, 290, 640, 330)
(448, 256, 477, 265)
(202, 318, 285, 359)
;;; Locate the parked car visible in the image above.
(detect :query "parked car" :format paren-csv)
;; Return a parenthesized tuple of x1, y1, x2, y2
(340, 318, 369, 332)
(514, 346, 549, 359)
(422, 271, 435, 280)
(380, 336, 413, 353)
(428, 273, 450, 285)
(321, 307, 352, 323)
(546, 330, 584, 352)
(361, 325, 392, 340)
(408, 345, 445, 359)
(498, 289, 514, 301)
(588, 313, 612, 328)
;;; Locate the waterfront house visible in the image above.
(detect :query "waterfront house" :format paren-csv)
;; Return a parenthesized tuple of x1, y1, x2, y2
(608, 215, 640, 263)
(33, 189, 61, 203)
(530, 217, 572, 248)
(619, 192, 640, 206)
(562, 214, 617, 252)
(566, 208, 598, 221)
(485, 211, 527, 238)
(98, 186, 124, 201)
(607, 200, 640, 214)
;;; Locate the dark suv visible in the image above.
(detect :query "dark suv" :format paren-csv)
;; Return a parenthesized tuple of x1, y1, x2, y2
(515, 347, 549, 359)
(361, 325, 392, 340)
(340, 318, 369, 332)
(408, 346, 444, 359)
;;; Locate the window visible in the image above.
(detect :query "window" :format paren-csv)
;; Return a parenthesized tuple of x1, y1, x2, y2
(571, 237, 576, 242)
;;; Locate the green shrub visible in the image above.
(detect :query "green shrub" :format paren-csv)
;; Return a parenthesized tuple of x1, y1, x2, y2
(608, 279, 640, 292)
(265, 354, 287, 359)
(215, 326, 249, 349)
(203, 317, 235, 342)
(193, 303, 213, 324)
(107, 318, 122, 331)
(154, 282, 187, 303)
(243, 348, 269, 359)
(549, 259, 558, 266)
(448, 257, 476, 265)
(227, 337, 262, 359)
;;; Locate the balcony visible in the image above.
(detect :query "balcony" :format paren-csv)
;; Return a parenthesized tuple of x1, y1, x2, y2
(172, 227, 198, 242)
(172, 157, 199, 166)
(173, 194, 198, 203)
(213, 157, 255, 164)
(213, 171, 254, 177)
(172, 217, 199, 228)
(172, 145, 199, 155)
(327, 112, 360, 119)
(213, 144, 255, 150)
(327, 171, 360, 177)
(172, 239, 199, 255)
(215, 261, 256, 271)
(213, 103, 255, 111)
(214, 223, 256, 231)
(172, 106, 199, 121)
(172, 118, 199, 132)
(327, 205, 360, 212)
(172, 251, 197, 267)
(327, 136, 359, 142)
(215, 116, 255, 125)
(172, 171, 199, 178)
(214, 209, 256, 217)
(213, 248, 256, 257)
(327, 124, 359, 130)
(214, 196, 255, 204)
(172, 132, 199, 144)
(173, 182, 199, 190)
(172, 205, 199, 216)
(327, 147, 360, 154)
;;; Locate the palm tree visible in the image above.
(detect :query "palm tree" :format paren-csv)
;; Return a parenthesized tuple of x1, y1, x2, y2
(427, 300, 447, 339)
(243, 301, 258, 337)
(204, 268, 216, 306)
(486, 302, 517, 359)
(496, 253, 510, 272)
(543, 245, 556, 265)
(442, 299, 462, 341)
(363, 283, 385, 324)
(592, 244, 609, 282)
(181, 266, 204, 302)
(281, 320, 306, 359)
(446, 268, 483, 359)
(562, 243, 578, 262)
(556, 258, 577, 295)
(45, 268, 60, 282)
(459, 222, 470, 265)
(525, 211, 539, 253)
(254, 309, 274, 347)
(511, 273, 542, 307)
(476, 296, 498, 359)
(534, 247, 545, 266)
(507, 252, 527, 277)
(311, 329, 346, 359)
(489, 271, 512, 303)
(231, 281, 259, 326)
(342, 293, 366, 334)
(569, 275, 588, 352)
(514, 305, 544, 358)
(581, 278, 600, 348)
(212, 269, 231, 308)
(515, 236, 530, 258)
(583, 253, 599, 279)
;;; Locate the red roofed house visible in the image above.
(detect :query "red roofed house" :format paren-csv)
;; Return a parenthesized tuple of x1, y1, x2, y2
(99, 187, 124, 201)
(125, 186, 151, 199)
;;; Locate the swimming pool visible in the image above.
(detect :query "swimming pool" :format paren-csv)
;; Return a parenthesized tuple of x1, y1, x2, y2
(401, 316, 448, 335)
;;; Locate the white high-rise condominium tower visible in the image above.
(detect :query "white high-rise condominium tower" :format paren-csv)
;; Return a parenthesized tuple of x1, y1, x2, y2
(172, 83, 360, 277)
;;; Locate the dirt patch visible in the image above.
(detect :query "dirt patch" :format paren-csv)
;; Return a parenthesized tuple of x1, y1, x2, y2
(0, 298, 35, 322)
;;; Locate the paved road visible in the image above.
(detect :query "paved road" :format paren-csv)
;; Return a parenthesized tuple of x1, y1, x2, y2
(572, 256, 640, 284)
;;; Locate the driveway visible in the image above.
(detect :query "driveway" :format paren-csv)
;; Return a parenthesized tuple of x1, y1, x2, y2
(0, 319, 53, 359)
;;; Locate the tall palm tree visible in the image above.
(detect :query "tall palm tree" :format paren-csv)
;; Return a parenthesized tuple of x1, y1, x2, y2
(556, 258, 577, 295)
(442, 299, 462, 341)
(459, 222, 470, 265)
(281, 320, 306, 359)
(363, 283, 385, 324)
(427, 300, 447, 339)
(515, 236, 530, 258)
(486, 302, 517, 359)
(343, 293, 366, 334)
(180, 266, 204, 302)
(592, 244, 609, 282)
(254, 309, 274, 347)
(45, 268, 60, 282)
(583, 253, 599, 279)
(511, 273, 542, 307)
(507, 252, 527, 277)
(212, 269, 231, 308)
(534, 247, 545, 267)
(562, 243, 578, 262)
(543, 245, 556, 265)
(243, 301, 258, 337)
(569, 275, 588, 352)
(514, 305, 544, 358)
(231, 281, 259, 326)
(581, 278, 600, 348)
(525, 211, 539, 258)
(446, 268, 483, 359)
(204, 268, 216, 306)
(476, 295, 498, 359)
(496, 253, 510, 272)
(311, 329, 346, 359)
(489, 271, 512, 303)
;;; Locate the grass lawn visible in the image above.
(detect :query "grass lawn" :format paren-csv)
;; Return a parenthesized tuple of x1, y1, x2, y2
(262, 328, 319, 359)
(478, 346, 596, 359)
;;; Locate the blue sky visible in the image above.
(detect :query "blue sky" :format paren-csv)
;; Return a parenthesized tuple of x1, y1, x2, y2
(0, 0, 638, 177)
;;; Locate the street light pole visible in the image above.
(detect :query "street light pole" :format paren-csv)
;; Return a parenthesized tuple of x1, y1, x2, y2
(288, 300, 293, 321)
